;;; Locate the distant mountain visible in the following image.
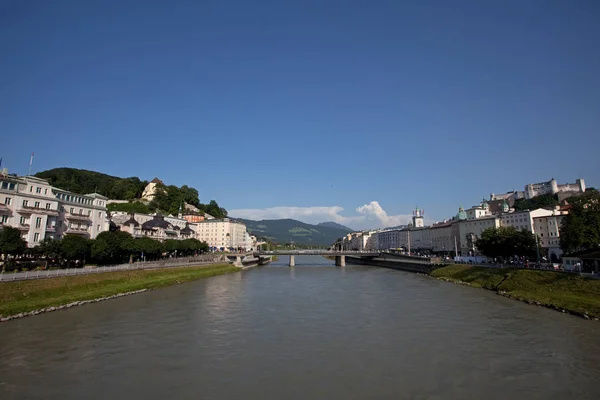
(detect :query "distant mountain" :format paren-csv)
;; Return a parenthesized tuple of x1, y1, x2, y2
(317, 221, 353, 231)
(236, 218, 353, 245)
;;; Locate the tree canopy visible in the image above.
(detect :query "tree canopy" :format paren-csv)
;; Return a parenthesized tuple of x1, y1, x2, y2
(35, 167, 228, 218)
(476, 226, 538, 260)
(0, 227, 28, 271)
(35, 168, 147, 200)
(560, 191, 600, 254)
(513, 194, 559, 212)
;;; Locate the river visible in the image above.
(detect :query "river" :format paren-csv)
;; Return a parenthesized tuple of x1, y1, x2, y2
(1, 256, 598, 399)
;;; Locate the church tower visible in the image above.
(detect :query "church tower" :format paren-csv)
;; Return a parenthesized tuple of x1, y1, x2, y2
(412, 207, 424, 228)
(178, 202, 183, 219)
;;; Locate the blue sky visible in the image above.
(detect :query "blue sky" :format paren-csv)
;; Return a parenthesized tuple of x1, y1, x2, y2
(2, 0, 599, 229)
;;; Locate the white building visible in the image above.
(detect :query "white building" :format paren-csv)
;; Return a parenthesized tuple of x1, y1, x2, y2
(498, 208, 555, 233)
(457, 215, 501, 256)
(0, 173, 109, 246)
(532, 211, 568, 262)
(524, 178, 585, 199)
(429, 220, 458, 254)
(376, 228, 406, 250)
(192, 218, 250, 251)
(141, 178, 164, 201)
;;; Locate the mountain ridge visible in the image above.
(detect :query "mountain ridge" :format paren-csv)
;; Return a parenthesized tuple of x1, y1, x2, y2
(317, 221, 353, 231)
(236, 218, 352, 245)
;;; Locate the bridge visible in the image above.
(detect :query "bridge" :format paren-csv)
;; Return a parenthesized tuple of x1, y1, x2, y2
(253, 250, 380, 267)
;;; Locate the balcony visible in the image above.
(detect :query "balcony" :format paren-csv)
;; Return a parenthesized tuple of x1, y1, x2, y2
(66, 227, 90, 235)
(17, 205, 59, 215)
(17, 224, 30, 231)
(45, 225, 56, 232)
(66, 212, 91, 222)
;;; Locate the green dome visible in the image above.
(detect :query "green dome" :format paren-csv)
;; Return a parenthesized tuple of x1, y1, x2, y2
(456, 206, 467, 221)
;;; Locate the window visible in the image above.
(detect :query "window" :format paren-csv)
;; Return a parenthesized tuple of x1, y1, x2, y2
(46, 203, 51, 210)
(34, 201, 40, 208)
(88, 210, 91, 216)
(57, 221, 62, 227)
(4, 197, 11, 205)
(29, 186, 33, 192)
(8, 183, 15, 190)
(97, 224, 100, 232)
(98, 212, 101, 218)
(44, 189, 48, 195)
(36, 187, 41, 193)
(34, 233, 40, 242)
(70, 207, 74, 214)
(20, 216, 26, 225)
(0, 215, 7, 224)
(35, 217, 41, 228)
(79, 209, 82, 215)
(23, 200, 29, 207)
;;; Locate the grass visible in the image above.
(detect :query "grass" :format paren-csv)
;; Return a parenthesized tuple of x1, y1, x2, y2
(0, 264, 239, 317)
(431, 265, 600, 318)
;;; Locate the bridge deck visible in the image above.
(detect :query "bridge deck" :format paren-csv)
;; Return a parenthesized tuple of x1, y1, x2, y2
(254, 251, 380, 256)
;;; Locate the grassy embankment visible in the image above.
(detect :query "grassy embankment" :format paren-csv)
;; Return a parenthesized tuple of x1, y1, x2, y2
(431, 265, 600, 319)
(0, 264, 239, 317)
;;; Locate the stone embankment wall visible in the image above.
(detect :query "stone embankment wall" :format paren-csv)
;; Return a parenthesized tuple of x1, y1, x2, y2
(345, 256, 437, 274)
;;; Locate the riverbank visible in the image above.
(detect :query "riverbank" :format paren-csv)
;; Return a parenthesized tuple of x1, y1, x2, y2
(0, 264, 239, 321)
(431, 265, 600, 320)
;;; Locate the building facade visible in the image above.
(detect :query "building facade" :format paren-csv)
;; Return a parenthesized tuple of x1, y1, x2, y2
(533, 212, 568, 262)
(193, 218, 250, 251)
(0, 174, 109, 246)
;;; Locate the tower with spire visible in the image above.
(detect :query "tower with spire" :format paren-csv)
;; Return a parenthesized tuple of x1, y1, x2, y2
(412, 206, 424, 228)
(178, 202, 183, 219)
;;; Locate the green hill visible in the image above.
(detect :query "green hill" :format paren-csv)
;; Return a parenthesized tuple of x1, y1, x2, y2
(35, 168, 147, 200)
(236, 218, 353, 246)
(35, 167, 227, 218)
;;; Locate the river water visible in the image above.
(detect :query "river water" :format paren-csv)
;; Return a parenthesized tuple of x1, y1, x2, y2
(0, 256, 598, 400)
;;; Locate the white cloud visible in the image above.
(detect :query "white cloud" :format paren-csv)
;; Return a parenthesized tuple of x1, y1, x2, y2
(230, 201, 413, 230)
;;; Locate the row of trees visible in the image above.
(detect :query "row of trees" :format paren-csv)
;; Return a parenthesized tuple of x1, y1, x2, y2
(513, 193, 559, 212)
(0, 227, 209, 271)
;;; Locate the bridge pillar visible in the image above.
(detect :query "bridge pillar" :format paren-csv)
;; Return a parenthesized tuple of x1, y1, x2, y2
(335, 255, 345, 267)
(235, 256, 242, 267)
(289, 255, 295, 267)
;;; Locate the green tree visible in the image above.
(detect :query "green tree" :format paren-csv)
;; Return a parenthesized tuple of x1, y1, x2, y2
(130, 237, 164, 261)
(107, 201, 151, 214)
(92, 231, 134, 265)
(513, 194, 559, 212)
(60, 235, 91, 267)
(560, 191, 600, 254)
(205, 200, 227, 218)
(0, 227, 28, 272)
(476, 227, 538, 260)
(35, 238, 62, 260)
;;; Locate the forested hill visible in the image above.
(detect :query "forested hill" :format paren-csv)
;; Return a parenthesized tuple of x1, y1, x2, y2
(237, 218, 353, 246)
(36, 168, 147, 200)
(35, 167, 227, 218)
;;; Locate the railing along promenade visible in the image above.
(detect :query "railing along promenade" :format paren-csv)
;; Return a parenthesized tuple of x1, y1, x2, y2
(0, 254, 224, 282)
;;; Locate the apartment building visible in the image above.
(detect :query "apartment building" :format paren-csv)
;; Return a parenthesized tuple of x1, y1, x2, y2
(533, 212, 568, 262)
(0, 173, 109, 246)
(193, 218, 250, 251)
